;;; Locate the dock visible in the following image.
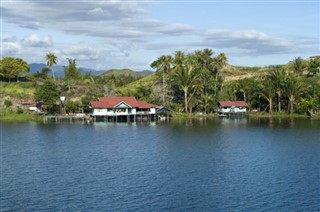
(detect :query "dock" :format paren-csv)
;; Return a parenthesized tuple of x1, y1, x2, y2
(44, 115, 92, 123)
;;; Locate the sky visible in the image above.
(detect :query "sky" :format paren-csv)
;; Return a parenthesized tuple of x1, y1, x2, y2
(1, 0, 319, 72)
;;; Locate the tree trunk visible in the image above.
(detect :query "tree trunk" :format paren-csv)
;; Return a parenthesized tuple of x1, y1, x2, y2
(277, 91, 281, 112)
(162, 71, 165, 105)
(52, 67, 56, 81)
(290, 96, 294, 114)
(269, 98, 273, 114)
(184, 88, 188, 113)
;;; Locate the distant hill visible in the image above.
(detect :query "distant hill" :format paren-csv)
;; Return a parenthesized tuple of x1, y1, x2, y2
(29, 64, 153, 78)
(99, 68, 153, 78)
(29, 63, 102, 77)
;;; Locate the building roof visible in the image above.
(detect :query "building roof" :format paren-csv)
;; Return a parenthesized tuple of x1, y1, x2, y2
(98, 97, 139, 107)
(137, 101, 156, 109)
(218, 101, 248, 107)
(90, 97, 156, 109)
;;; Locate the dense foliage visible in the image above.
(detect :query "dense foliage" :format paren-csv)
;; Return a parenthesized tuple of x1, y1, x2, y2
(150, 49, 227, 113)
(220, 60, 320, 116)
(34, 80, 60, 113)
(0, 57, 30, 82)
(1, 52, 319, 116)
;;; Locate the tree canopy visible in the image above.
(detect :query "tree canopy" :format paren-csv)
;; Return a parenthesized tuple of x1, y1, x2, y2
(34, 80, 60, 112)
(0, 57, 30, 82)
(45, 52, 58, 81)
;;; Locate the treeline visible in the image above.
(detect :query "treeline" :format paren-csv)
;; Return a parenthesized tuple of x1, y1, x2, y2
(147, 52, 320, 116)
(0, 54, 143, 114)
(1, 51, 320, 116)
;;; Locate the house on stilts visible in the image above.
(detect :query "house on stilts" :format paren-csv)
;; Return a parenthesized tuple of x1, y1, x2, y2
(218, 101, 248, 117)
(90, 96, 157, 122)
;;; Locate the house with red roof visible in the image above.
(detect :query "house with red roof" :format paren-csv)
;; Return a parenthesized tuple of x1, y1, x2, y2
(218, 101, 248, 114)
(90, 97, 157, 120)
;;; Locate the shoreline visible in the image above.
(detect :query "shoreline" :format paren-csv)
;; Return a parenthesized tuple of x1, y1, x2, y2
(1, 111, 318, 123)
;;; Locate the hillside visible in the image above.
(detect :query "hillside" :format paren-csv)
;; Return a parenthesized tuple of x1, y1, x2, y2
(29, 63, 101, 76)
(99, 68, 152, 78)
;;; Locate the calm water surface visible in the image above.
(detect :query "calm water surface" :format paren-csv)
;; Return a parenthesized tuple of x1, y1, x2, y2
(1, 118, 320, 211)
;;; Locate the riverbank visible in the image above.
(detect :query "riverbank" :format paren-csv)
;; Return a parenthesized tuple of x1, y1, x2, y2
(1, 110, 319, 123)
(0, 110, 43, 122)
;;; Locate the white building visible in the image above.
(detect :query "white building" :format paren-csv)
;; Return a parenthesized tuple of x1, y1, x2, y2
(218, 101, 248, 114)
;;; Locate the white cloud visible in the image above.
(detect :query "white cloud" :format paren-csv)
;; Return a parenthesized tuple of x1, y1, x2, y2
(2, 34, 17, 42)
(1, 1, 317, 69)
(201, 29, 294, 55)
(61, 44, 101, 61)
(2, 42, 21, 56)
(21, 34, 53, 47)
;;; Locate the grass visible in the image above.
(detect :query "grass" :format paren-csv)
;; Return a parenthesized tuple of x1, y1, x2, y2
(0, 109, 43, 122)
(116, 73, 158, 94)
(0, 81, 35, 97)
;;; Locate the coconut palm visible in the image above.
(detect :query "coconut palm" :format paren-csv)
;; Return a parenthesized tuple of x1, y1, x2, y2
(174, 59, 200, 113)
(290, 57, 305, 76)
(260, 78, 276, 114)
(268, 68, 286, 112)
(285, 74, 305, 114)
(150, 55, 173, 105)
(45, 52, 58, 81)
(212, 53, 228, 96)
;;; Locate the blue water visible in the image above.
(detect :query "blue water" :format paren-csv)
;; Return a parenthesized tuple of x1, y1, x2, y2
(1, 118, 320, 211)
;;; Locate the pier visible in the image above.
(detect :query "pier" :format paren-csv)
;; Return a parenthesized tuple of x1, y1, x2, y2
(44, 115, 92, 123)
(44, 114, 161, 123)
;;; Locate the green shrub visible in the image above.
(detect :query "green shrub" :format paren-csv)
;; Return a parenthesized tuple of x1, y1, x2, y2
(4, 99, 12, 108)
(16, 107, 24, 114)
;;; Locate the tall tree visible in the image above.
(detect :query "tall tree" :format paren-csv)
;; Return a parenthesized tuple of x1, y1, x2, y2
(174, 58, 200, 113)
(285, 74, 305, 114)
(45, 52, 58, 81)
(194, 49, 215, 113)
(307, 58, 320, 77)
(260, 78, 275, 114)
(290, 57, 305, 76)
(212, 53, 228, 96)
(150, 55, 173, 105)
(0, 57, 29, 82)
(268, 68, 286, 112)
(34, 80, 60, 113)
(64, 58, 81, 80)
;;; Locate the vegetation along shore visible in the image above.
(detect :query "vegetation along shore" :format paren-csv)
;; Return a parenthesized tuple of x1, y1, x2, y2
(1, 49, 320, 121)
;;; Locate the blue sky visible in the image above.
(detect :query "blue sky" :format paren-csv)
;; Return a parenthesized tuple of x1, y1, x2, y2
(1, 0, 319, 71)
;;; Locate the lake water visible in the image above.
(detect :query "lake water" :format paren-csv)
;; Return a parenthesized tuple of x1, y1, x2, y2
(1, 117, 320, 211)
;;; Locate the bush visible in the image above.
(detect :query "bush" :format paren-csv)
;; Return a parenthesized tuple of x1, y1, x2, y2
(16, 107, 24, 114)
(4, 99, 12, 108)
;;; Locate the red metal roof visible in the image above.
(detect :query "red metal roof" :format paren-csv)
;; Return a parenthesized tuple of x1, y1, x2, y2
(90, 97, 156, 109)
(218, 101, 248, 107)
(137, 101, 156, 109)
(98, 96, 139, 107)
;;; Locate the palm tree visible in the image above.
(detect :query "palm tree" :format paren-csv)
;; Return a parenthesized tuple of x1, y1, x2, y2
(285, 74, 305, 114)
(194, 48, 214, 69)
(290, 57, 305, 76)
(45, 52, 58, 81)
(268, 68, 286, 112)
(260, 78, 276, 114)
(174, 59, 200, 113)
(212, 53, 228, 96)
(150, 55, 173, 105)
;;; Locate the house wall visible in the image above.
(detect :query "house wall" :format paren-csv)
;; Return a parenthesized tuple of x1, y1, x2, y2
(219, 106, 247, 113)
(29, 106, 39, 112)
(150, 108, 156, 114)
(93, 107, 156, 116)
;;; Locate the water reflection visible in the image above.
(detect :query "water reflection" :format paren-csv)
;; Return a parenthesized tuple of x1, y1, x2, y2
(248, 117, 313, 129)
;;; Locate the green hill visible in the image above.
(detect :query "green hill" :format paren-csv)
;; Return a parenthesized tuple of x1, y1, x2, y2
(115, 73, 158, 94)
(99, 68, 152, 78)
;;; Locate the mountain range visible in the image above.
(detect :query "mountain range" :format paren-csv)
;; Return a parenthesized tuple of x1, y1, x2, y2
(29, 63, 153, 77)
